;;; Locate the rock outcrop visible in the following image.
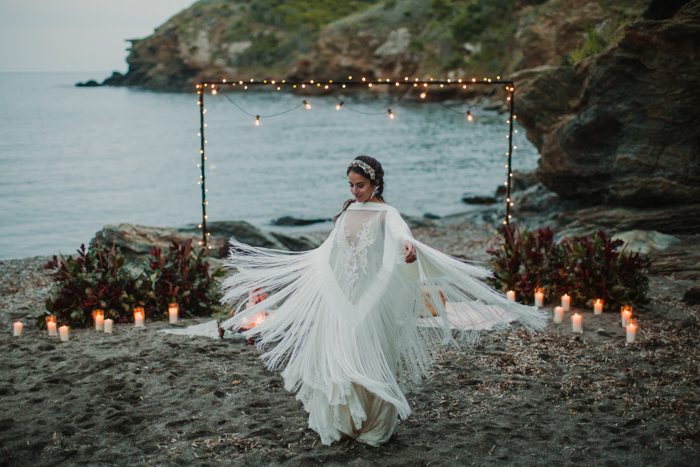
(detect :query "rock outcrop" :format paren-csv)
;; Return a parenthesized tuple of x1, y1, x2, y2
(92, 222, 321, 261)
(514, 1, 700, 209)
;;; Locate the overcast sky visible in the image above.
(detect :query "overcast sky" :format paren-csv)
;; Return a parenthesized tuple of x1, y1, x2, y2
(0, 0, 197, 73)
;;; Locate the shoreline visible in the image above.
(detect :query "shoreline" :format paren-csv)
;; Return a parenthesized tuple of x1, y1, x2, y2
(2, 213, 699, 465)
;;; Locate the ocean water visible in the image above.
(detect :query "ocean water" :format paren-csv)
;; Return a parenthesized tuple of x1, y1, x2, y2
(0, 72, 539, 260)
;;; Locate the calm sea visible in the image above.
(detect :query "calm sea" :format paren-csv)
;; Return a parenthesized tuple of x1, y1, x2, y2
(0, 72, 539, 260)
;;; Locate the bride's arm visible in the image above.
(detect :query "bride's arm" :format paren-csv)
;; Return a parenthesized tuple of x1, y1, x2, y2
(385, 208, 417, 263)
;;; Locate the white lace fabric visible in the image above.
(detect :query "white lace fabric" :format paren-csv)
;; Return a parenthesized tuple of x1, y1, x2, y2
(220, 201, 548, 446)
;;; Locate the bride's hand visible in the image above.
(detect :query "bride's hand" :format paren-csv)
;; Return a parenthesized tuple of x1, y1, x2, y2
(402, 241, 417, 263)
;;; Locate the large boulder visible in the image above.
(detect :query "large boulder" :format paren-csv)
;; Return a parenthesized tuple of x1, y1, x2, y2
(513, 2, 700, 208)
(93, 221, 322, 261)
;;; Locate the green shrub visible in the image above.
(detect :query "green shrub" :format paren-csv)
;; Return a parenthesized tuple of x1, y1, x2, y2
(38, 240, 224, 329)
(488, 226, 650, 310)
(142, 239, 226, 321)
(38, 243, 147, 329)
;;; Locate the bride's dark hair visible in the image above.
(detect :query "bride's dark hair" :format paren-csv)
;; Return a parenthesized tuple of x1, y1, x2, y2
(333, 155, 385, 223)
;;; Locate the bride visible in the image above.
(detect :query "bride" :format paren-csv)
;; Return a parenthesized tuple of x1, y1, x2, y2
(220, 155, 547, 446)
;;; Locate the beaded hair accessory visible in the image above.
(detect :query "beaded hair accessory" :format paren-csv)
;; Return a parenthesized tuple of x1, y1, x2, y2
(347, 160, 376, 180)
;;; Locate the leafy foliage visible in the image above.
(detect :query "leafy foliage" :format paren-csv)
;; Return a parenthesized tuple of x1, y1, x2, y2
(488, 226, 650, 311)
(37, 243, 147, 329)
(38, 240, 225, 329)
(142, 239, 226, 321)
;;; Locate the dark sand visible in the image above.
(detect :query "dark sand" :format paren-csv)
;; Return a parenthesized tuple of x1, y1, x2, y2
(1, 230, 699, 466)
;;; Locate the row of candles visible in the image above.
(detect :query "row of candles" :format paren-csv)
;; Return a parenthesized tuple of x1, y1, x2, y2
(507, 289, 638, 344)
(12, 303, 181, 341)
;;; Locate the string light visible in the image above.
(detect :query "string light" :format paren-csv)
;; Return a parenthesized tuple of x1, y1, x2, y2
(195, 77, 517, 228)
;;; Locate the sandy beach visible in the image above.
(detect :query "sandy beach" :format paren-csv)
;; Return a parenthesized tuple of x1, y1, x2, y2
(1, 225, 699, 466)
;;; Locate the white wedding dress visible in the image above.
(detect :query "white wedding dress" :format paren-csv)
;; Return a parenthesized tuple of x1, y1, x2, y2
(220, 202, 547, 446)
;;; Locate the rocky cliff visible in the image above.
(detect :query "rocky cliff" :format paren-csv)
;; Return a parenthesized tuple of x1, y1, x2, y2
(513, 0, 700, 215)
(98, 0, 647, 91)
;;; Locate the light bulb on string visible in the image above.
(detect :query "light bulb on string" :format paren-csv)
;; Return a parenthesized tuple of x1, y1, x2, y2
(304, 100, 311, 109)
(420, 92, 426, 99)
(336, 102, 343, 110)
(362, 77, 366, 82)
(388, 109, 395, 119)
(466, 110, 473, 122)
(255, 115, 260, 126)
(395, 82, 400, 86)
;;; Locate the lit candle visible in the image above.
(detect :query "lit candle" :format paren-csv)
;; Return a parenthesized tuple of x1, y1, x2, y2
(134, 307, 145, 328)
(94, 309, 104, 331)
(46, 315, 57, 336)
(553, 306, 564, 324)
(572, 313, 582, 333)
(59, 325, 69, 342)
(13, 321, 23, 337)
(621, 309, 632, 328)
(621, 306, 632, 328)
(626, 319, 637, 344)
(594, 299, 603, 315)
(534, 288, 544, 308)
(507, 290, 516, 302)
(104, 319, 113, 334)
(561, 294, 571, 311)
(168, 303, 179, 324)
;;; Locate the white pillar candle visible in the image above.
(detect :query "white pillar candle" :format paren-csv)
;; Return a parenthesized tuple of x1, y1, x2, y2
(13, 321, 23, 337)
(168, 303, 179, 324)
(626, 319, 637, 344)
(621, 306, 632, 328)
(134, 307, 145, 328)
(507, 290, 516, 302)
(46, 315, 57, 336)
(553, 306, 564, 324)
(59, 325, 70, 342)
(534, 290, 544, 308)
(621, 309, 632, 328)
(594, 299, 603, 315)
(104, 319, 113, 334)
(95, 314, 104, 331)
(572, 313, 582, 333)
(561, 294, 571, 311)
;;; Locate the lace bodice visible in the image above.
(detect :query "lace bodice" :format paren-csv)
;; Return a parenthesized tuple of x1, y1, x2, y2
(329, 208, 386, 304)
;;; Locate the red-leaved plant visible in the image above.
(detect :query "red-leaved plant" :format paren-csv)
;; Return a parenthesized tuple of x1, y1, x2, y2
(488, 226, 650, 311)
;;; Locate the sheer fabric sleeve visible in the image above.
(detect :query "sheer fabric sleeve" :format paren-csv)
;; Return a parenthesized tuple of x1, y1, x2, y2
(382, 207, 549, 381)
